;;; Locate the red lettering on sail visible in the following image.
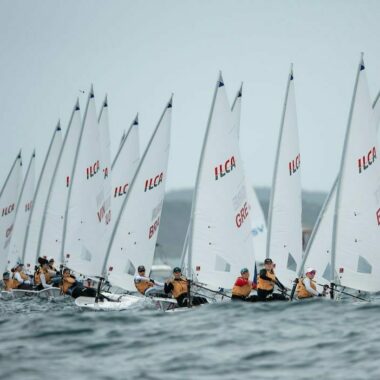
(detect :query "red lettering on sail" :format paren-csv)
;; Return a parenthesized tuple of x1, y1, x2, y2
(144, 173, 164, 192)
(1, 203, 15, 217)
(86, 160, 100, 179)
(289, 154, 301, 176)
(103, 167, 109, 179)
(5, 224, 13, 238)
(215, 156, 236, 180)
(235, 202, 249, 228)
(24, 201, 33, 212)
(358, 147, 377, 173)
(377, 208, 380, 226)
(66, 176, 70, 187)
(149, 217, 160, 239)
(114, 183, 129, 197)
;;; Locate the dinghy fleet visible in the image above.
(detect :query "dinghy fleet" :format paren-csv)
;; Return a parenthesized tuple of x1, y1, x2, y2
(1, 53, 379, 311)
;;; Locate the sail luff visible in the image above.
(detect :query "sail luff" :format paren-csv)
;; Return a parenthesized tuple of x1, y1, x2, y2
(266, 64, 294, 259)
(22, 122, 61, 263)
(187, 73, 223, 278)
(36, 100, 79, 264)
(330, 54, 364, 285)
(60, 89, 92, 266)
(101, 96, 173, 277)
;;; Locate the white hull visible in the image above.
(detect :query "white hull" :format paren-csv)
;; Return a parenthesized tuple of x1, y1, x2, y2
(0, 287, 62, 299)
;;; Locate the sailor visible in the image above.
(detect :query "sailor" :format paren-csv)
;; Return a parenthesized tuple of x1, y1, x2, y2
(296, 268, 323, 299)
(231, 268, 257, 302)
(47, 258, 62, 285)
(2, 272, 19, 291)
(164, 267, 208, 307)
(257, 258, 288, 301)
(12, 264, 33, 290)
(34, 258, 54, 290)
(134, 265, 163, 295)
(60, 268, 97, 299)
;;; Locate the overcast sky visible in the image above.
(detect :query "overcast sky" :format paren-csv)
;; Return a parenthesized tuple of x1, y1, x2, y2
(1, 0, 380, 193)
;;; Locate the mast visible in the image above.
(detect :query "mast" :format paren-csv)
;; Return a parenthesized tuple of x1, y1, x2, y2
(111, 114, 139, 170)
(187, 72, 224, 279)
(0, 151, 22, 199)
(60, 87, 93, 264)
(330, 53, 364, 297)
(101, 95, 173, 277)
(22, 122, 61, 263)
(36, 100, 80, 263)
(266, 64, 294, 259)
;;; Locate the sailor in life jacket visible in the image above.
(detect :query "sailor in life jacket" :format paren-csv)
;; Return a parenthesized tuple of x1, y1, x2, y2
(34, 258, 54, 290)
(231, 268, 257, 302)
(60, 268, 97, 299)
(296, 267, 322, 299)
(134, 265, 163, 295)
(46, 258, 62, 285)
(2, 271, 19, 291)
(257, 258, 288, 301)
(164, 267, 208, 307)
(12, 263, 33, 290)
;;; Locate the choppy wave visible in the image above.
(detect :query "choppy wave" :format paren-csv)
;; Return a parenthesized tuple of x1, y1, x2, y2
(1, 296, 380, 380)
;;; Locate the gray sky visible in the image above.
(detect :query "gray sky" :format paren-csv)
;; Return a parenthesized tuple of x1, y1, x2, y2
(1, 0, 380, 193)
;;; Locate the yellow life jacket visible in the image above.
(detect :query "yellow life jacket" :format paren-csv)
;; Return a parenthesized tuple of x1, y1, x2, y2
(170, 277, 188, 299)
(134, 279, 154, 295)
(4, 278, 19, 291)
(34, 268, 52, 285)
(60, 275, 76, 294)
(232, 277, 252, 297)
(296, 277, 317, 299)
(257, 270, 276, 291)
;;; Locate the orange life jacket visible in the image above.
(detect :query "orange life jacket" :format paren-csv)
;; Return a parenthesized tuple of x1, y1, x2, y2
(296, 277, 317, 299)
(257, 270, 276, 291)
(134, 279, 154, 295)
(170, 277, 188, 299)
(60, 275, 76, 294)
(232, 277, 252, 297)
(4, 278, 19, 291)
(34, 268, 52, 285)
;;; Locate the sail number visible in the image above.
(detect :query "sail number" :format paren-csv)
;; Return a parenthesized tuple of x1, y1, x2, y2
(289, 154, 301, 176)
(215, 156, 236, 181)
(358, 146, 377, 174)
(1, 203, 15, 217)
(236, 202, 249, 228)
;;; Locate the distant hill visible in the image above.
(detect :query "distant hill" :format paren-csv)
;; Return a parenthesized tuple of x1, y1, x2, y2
(154, 187, 327, 266)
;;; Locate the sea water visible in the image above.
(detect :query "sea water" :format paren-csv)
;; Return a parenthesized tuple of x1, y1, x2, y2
(0, 295, 379, 380)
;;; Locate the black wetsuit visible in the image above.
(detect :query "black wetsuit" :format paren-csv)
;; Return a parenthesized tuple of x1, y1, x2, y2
(257, 269, 288, 301)
(164, 281, 208, 307)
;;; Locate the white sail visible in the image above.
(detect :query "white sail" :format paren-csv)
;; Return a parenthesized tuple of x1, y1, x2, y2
(111, 114, 140, 226)
(37, 101, 82, 265)
(299, 86, 380, 285)
(7, 152, 35, 270)
(103, 97, 172, 291)
(0, 152, 22, 272)
(266, 65, 302, 288)
(63, 86, 106, 277)
(231, 85, 267, 264)
(332, 56, 380, 292)
(98, 96, 112, 232)
(187, 74, 255, 290)
(23, 124, 63, 269)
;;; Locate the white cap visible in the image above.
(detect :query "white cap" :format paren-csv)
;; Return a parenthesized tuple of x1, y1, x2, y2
(306, 267, 316, 273)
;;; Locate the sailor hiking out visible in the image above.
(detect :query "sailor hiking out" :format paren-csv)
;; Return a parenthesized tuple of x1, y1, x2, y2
(2, 272, 19, 291)
(296, 268, 324, 299)
(231, 268, 258, 302)
(12, 263, 33, 290)
(164, 267, 208, 307)
(257, 258, 289, 301)
(134, 265, 163, 295)
(60, 268, 97, 299)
